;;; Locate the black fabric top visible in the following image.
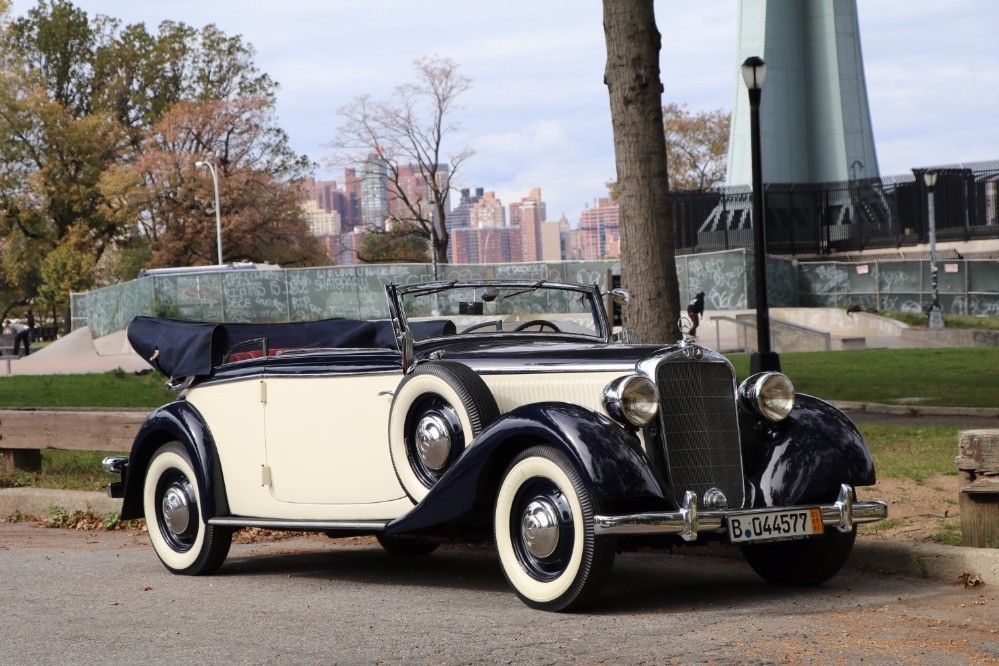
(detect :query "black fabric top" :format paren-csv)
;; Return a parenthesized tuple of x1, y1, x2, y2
(127, 316, 457, 379)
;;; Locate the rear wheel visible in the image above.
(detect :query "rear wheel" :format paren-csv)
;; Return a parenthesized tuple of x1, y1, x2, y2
(741, 526, 856, 586)
(143, 442, 232, 575)
(494, 446, 615, 611)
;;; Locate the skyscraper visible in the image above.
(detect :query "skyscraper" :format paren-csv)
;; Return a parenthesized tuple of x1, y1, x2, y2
(359, 153, 389, 229)
(509, 187, 547, 263)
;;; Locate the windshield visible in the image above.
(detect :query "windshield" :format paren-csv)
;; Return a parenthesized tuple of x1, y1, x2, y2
(397, 281, 606, 339)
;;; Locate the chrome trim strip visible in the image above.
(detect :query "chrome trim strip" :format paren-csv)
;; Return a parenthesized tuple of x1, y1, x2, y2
(594, 484, 888, 538)
(468, 364, 638, 375)
(208, 517, 390, 531)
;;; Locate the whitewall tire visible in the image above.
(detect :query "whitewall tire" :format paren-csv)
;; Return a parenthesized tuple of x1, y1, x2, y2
(494, 446, 615, 611)
(143, 442, 232, 575)
(389, 362, 499, 501)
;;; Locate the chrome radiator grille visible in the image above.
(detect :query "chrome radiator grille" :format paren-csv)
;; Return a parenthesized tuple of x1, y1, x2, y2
(654, 359, 744, 508)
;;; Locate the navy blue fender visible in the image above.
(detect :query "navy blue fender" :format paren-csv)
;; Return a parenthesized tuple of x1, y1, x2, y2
(387, 402, 671, 535)
(741, 394, 876, 508)
(119, 401, 229, 522)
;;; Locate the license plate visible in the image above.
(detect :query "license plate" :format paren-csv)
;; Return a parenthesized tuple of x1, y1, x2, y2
(727, 508, 824, 543)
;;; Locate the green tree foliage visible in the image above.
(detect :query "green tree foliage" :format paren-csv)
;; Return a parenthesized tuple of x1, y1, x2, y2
(0, 0, 320, 325)
(662, 102, 730, 192)
(358, 224, 431, 264)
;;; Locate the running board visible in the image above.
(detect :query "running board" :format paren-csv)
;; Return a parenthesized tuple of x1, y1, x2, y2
(208, 517, 390, 532)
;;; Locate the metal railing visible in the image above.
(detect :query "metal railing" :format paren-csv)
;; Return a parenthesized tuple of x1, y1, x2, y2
(671, 160, 999, 256)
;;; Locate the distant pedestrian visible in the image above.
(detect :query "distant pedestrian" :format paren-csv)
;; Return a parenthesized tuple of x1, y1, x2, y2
(686, 291, 706, 337)
(6, 319, 30, 356)
(26, 309, 36, 342)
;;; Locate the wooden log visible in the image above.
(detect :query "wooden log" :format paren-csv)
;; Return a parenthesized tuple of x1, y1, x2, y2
(0, 409, 147, 471)
(956, 429, 999, 475)
(957, 429, 999, 548)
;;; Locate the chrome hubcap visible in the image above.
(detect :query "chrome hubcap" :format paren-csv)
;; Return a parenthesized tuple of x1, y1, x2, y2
(161, 485, 191, 535)
(416, 414, 452, 470)
(521, 499, 560, 558)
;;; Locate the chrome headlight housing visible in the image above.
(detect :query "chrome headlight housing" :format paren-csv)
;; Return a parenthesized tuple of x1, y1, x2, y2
(604, 375, 660, 427)
(738, 372, 795, 422)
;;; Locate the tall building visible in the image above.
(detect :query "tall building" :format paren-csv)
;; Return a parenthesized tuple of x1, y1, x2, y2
(469, 191, 505, 230)
(447, 188, 483, 231)
(540, 219, 563, 261)
(509, 187, 547, 262)
(359, 153, 390, 230)
(578, 198, 621, 260)
(388, 163, 451, 225)
(726, 0, 879, 186)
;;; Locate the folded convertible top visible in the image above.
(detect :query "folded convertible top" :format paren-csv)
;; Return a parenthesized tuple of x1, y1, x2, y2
(127, 316, 399, 379)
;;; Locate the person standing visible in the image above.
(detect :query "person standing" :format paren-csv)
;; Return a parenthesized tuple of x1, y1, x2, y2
(7, 319, 30, 356)
(686, 291, 706, 337)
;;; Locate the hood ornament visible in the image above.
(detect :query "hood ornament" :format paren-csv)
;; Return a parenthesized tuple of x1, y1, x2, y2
(676, 316, 703, 359)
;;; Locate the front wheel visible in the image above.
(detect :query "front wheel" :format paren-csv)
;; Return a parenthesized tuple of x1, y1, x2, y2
(741, 526, 856, 586)
(494, 446, 615, 612)
(143, 442, 232, 575)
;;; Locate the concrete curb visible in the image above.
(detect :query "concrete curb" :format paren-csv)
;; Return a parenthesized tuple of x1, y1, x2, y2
(3, 488, 997, 586)
(833, 400, 999, 418)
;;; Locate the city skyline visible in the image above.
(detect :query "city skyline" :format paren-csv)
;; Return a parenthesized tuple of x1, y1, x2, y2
(8, 0, 998, 227)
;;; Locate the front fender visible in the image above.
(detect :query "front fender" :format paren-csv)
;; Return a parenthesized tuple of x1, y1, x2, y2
(387, 402, 670, 535)
(119, 401, 228, 522)
(741, 394, 876, 507)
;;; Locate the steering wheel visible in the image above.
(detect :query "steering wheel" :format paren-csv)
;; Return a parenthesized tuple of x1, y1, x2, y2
(513, 319, 561, 333)
(462, 320, 503, 333)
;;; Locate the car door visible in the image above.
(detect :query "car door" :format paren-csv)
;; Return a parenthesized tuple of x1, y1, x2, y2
(261, 350, 407, 505)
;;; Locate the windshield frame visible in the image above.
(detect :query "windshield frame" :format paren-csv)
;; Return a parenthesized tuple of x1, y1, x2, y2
(387, 279, 612, 346)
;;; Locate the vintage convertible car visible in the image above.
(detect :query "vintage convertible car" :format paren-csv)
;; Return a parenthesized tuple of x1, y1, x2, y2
(104, 279, 887, 611)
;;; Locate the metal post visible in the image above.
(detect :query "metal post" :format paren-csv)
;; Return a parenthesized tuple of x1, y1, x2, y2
(196, 158, 224, 266)
(747, 79, 780, 373)
(926, 177, 944, 328)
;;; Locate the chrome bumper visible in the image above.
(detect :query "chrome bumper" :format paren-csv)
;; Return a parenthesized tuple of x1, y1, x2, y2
(102, 456, 128, 499)
(594, 484, 887, 541)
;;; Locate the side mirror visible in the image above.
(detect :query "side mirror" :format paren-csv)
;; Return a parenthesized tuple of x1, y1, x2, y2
(610, 288, 630, 306)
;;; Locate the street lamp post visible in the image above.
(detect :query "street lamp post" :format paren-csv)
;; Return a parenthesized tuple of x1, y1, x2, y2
(742, 56, 780, 373)
(195, 157, 224, 266)
(923, 170, 944, 329)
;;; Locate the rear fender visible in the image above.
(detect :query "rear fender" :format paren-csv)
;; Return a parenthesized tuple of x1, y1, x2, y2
(119, 401, 228, 522)
(741, 394, 876, 507)
(387, 402, 670, 535)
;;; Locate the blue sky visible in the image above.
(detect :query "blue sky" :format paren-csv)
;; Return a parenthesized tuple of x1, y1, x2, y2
(9, 1, 999, 225)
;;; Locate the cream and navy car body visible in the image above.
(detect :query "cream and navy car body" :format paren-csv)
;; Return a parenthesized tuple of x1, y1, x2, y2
(105, 279, 887, 611)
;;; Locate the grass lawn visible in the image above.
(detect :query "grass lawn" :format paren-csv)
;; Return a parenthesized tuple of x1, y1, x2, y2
(726, 347, 999, 409)
(0, 369, 172, 408)
(858, 424, 959, 482)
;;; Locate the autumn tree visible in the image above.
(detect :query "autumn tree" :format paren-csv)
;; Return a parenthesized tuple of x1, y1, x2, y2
(663, 102, 730, 191)
(105, 97, 324, 268)
(0, 1, 318, 324)
(602, 0, 680, 343)
(330, 55, 472, 265)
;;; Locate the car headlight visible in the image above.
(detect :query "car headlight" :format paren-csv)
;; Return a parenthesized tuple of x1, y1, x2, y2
(604, 375, 660, 427)
(739, 372, 795, 422)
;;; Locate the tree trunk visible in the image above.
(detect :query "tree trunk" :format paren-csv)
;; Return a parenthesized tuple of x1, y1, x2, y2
(602, 0, 681, 344)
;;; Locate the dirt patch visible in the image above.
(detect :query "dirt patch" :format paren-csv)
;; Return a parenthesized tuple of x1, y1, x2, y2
(858, 473, 963, 544)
